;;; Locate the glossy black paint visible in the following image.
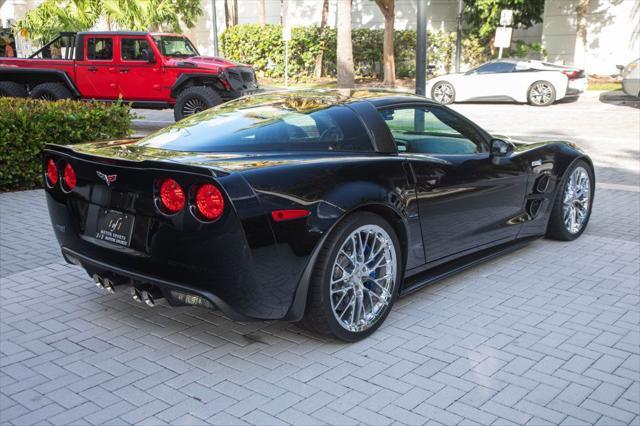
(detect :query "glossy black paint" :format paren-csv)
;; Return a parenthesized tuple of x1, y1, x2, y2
(43, 90, 593, 321)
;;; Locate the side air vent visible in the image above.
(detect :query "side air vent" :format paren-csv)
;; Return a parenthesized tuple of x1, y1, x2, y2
(535, 174, 551, 193)
(526, 199, 543, 219)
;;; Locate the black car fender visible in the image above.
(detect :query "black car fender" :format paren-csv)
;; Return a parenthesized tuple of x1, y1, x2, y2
(170, 73, 226, 98)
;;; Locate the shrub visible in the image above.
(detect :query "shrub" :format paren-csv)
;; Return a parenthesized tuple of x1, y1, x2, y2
(0, 98, 133, 191)
(221, 24, 490, 80)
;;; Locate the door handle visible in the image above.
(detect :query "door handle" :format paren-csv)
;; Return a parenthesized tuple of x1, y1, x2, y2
(119, 68, 129, 73)
(87, 66, 97, 72)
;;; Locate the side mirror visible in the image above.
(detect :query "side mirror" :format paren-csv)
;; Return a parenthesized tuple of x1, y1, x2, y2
(490, 139, 513, 164)
(616, 64, 624, 71)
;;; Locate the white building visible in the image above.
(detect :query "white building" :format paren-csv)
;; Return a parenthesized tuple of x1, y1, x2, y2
(2, 0, 639, 75)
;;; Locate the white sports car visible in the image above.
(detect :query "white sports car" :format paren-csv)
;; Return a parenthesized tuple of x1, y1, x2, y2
(426, 59, 587, 106)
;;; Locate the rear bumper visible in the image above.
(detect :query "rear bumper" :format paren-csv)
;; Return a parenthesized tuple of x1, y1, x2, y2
(566, 77, 587, 96)
(62, 247, 252, 321)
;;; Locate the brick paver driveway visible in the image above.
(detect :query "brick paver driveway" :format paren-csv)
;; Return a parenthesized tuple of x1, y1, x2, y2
(1, 94, 639, 425)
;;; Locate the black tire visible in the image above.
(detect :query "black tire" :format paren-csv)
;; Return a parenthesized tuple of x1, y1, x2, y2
(527, 80, 556, 106)
(431, 81, 455, 105)
(298, 212, 402, 342)
(30, 82, 73, 101)
(546, 160, 595, 241)
(174, 86, 223, 121)
(0, 81, 28, 98)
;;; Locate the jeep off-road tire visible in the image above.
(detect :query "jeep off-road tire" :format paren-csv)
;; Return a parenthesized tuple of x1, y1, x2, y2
(0, 81, 28, 98)
(174, 86, 223, 121)
(30, 83, 73, 101)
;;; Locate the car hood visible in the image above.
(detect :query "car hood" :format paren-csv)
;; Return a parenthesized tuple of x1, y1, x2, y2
(165, 56, 250, 70)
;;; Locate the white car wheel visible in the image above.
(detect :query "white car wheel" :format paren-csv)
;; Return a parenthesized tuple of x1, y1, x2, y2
(432, 81, 455, 105)
(528, 81, 556, 106)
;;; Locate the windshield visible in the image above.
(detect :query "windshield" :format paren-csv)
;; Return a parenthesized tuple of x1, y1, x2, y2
(136, 93, 373, 153)
(152, 35, 199, 57)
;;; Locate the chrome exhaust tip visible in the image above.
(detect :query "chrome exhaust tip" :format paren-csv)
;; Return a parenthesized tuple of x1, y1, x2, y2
(103, 278, 116, 294)
(141, 290, 156, 307)
(93, 274, 104, 289)
(131, 287, 142, 303)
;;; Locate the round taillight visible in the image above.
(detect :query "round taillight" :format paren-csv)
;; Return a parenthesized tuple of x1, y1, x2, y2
(62, 162, 76, 191)
(159, 178, 185, 213)
(46, 158, 58, 186)
(195, 183, 224, 221)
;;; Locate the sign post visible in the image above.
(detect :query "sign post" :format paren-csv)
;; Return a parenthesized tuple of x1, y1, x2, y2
(494, 9, 513, 59)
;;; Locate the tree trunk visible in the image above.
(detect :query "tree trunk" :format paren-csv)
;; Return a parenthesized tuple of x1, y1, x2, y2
(313, 0, 329, 79)
(374, 0, 395, 86)
(574, 0, 589, 69)
(258, 0, 266, 25)
(225, 0, 238, 28)
(336, 0, 354, 88)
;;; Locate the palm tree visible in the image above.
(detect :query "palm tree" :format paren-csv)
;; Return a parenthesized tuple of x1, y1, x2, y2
(313, 0, 330, 79)
(336, 0, 354, 88)
(574, 0, 589, 69)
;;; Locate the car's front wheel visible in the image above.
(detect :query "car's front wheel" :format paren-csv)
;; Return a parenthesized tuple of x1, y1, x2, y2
(174, 86, 223, 121)
(431, 81, 455, 105)
(546, 160, 594, 241)
(299, 212, 402, 341)
(528, 81, 556, 106)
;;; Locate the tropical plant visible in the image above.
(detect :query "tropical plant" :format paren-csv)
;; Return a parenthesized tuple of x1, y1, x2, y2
(16, 0, 101, 42)
(16, 0, 202, 41)
(463, 0, 545, 39)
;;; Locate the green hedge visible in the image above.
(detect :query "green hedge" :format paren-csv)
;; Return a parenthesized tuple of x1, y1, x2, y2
(221, 24, 489, 80)
(0, 98, 133, 191)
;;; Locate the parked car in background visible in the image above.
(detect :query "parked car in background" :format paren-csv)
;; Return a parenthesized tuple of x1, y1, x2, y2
(426, 59, 586, 107)
(0, 31, 259, 120)
(619, 58, 640, 97)
(43, 89, 595, 341)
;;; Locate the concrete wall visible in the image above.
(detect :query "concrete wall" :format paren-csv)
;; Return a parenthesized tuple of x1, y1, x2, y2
(541, 0, 640, 74)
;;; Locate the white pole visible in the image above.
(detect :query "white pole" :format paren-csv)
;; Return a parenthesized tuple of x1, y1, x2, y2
(498, 46, 503, 59)
(285, 39, 289, 87)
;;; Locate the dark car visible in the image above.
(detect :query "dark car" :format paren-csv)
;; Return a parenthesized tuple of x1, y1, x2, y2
(43, 89, 595, 341)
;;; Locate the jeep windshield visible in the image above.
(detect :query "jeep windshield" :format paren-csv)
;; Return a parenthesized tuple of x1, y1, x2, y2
(152, 35, 199, 57)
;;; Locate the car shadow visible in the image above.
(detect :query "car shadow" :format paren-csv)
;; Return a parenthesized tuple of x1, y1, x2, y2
(599, 90, 640, 109)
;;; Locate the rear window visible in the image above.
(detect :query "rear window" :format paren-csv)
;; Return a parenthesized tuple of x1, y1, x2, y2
(137, 95, 373, 153)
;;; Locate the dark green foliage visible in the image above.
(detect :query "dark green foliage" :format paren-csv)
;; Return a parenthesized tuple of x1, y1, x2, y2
(221, 24, 489, 80)
(0, 98, 133, 190)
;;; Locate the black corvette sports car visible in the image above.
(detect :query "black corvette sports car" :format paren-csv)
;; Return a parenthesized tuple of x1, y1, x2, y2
(44, 89, 595, 341)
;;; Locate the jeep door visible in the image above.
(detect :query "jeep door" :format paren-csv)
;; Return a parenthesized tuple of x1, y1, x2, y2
(117, 36, 164, 101)
(75, 36, 119, 99)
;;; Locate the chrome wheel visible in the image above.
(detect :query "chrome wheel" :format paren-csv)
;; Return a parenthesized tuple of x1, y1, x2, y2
(182, 97, 208, 116)
(330, 224, 396, 333)
(562, 166, 591, 234)
(530, 82, 553, 105)
(432, 82, 454, 104)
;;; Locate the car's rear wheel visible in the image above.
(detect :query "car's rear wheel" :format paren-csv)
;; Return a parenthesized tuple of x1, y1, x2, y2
(174, 86, 223, 121)
(546, 160, 594, 241)
(299, 212, 402, 342)
(0, 81, 28, 98)
(528, 81, 556, 106)
(431, 81, 455, 105)
(30, 82, 73, 101)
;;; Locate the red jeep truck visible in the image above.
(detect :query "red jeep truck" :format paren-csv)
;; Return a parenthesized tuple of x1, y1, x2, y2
(0, 31, 259, 120)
